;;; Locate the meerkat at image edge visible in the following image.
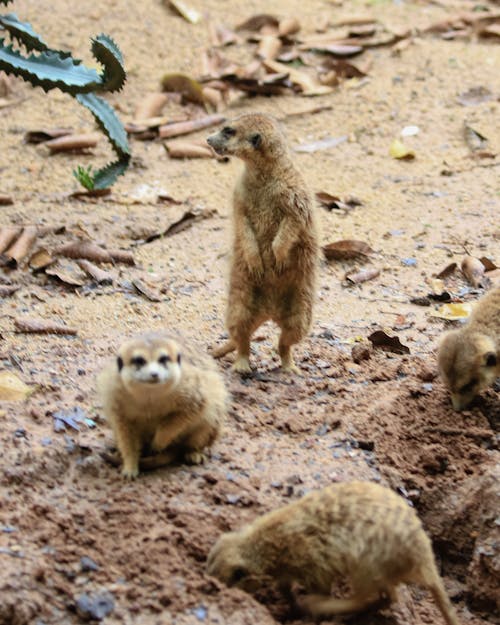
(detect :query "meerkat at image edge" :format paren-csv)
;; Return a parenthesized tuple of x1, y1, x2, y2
(97, 333, 228, 478)
(438, 286, 500, 410)
(207, 113, 320, 374)
(207, 481, 459, 625)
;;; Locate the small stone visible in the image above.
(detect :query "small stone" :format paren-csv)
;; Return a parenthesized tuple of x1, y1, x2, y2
(75, 592, 114, 621)
(351, 343, 371, 364)
(80, 556, 99, 572)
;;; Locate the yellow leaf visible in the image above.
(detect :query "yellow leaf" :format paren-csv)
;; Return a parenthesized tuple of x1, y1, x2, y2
(430, 303, 473, 321)
(0, 371, 33, 401)
(169, 0, 201, 24)
(389, 139, 415, 160)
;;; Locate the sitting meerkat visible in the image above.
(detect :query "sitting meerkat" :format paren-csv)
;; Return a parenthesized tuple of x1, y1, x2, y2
(97, 333, 228, 478)
(207, 481, 459, 625)
(207, 113, 320, 374)
(438, 286, 499, 411)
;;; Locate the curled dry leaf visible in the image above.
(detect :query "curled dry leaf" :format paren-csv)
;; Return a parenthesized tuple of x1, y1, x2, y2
(316, 192, 362, 211)
(4, 226, 38, 267)
(209, 22, 239, 47)
(24, 127, 72, 144)
(323, 239, 375, 260)
(263, 59, 333, 95)
(158, 114, 225, 139)
(389, 139, 415, 160)
(161, 73, 205, 105)
(479, 257, 498, 272)
(140, 208, 217, 244)
(221, 72, 291, 95)
(0, 194, 14, 206)
(77, 259, 114, 285)
(14, 317, 78, 335)
(45, 133, 101, 153)
(0, 371, 33, 401)
(133, 93, 169, 122)
(368, 330, 410, 355)
(46, 260, 87, 287)
(236, 14, 279, 32)
(54, 241, 112, 263)
(430, 302, 473, 321)
(257, 36, 282, 60)
(278, 17, 301, 37)
(132, 279, 163, 302)
(107, 249, 135, 265)
(29, 248, 55, 271)
(345, 267, 380, 284)
(168, 0, 201, 24)
(202, 87, 224, 111)
(0, 226, 22, 254)
(435, 262, 457, 279)
(461, 256, 485, 287)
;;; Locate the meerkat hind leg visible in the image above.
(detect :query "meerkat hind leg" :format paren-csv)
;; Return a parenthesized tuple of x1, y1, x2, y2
(181, 421, 218, 465)
(278, 321, 303, 374)
(300, 592, 380, 617)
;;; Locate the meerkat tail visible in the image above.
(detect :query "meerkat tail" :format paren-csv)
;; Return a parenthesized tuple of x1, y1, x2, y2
(212, 340, 236, 359)
(428, 582, 460, 625)
(139, 450, 179, 471)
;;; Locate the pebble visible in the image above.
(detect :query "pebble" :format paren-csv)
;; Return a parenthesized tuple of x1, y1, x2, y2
(76, 592, 114, 621)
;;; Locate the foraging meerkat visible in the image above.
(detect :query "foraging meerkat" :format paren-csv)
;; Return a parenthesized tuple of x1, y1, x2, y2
(438, 286, 499, 411)
(207, 481, 459, 625)
(207, 113, 320, 374)
(97, 333, 228, 478)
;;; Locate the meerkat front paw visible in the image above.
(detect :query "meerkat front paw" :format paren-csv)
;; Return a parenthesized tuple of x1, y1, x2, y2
(244, 250, 264, 278)
(121, 464, 139, 479)
(232, 355, 252, 374)
(272, 240, 289, 271)
(184, 450, 206, 465)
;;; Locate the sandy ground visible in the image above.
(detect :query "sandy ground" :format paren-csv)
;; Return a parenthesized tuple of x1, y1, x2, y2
(0, 0, 499, 623)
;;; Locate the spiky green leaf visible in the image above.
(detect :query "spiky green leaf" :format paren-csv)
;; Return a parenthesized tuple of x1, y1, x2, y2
(0, 13, 50, 51)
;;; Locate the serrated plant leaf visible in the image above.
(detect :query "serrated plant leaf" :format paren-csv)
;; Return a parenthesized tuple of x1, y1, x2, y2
(0, 13, 50, 51)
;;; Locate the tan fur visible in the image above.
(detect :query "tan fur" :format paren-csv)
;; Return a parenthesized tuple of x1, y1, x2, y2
(207, 113, 320, 374)
(438, 286, 500, 410)
(207, 481, 459, 625)
(97, 333, 228, 478)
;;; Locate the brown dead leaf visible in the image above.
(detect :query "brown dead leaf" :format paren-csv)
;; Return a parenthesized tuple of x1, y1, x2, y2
(132, 278, 163, 302)
(320, 58, 370, 78)
(430, 302, 473, 321)
(4, 226, 38, 267)
(69, 188, 112, 200)
(168, 0, 201, 24)
(323, 239, 375, 260)
(29, 248, 55, 271)
(107, 249, 135, 265)
(14, 317, 78, 335)
(54, 241, 112, 263)
(77, 259, 114, 285)
(0, 371, 33, 401)
(220, 72, 291, 95)
(263, 59, 333, 95)
(236, 14, 279, 32)
(134, 93, 169, 122)
(278, 17, 301, 37)
(479, 257, 498, 272)
(345, 267, 380, 284)
(45, 133, 100, 153)
(161, 73, 205, 105)
(368, 330, 410, 355)
(138, 208, 216, 244)
(0, 194, 13, 206)
(461, 256, 485, 287)
(209, 22, 239, 47)
(24, 127, 72, 144)
(478, 23, 500, 40)
(435, 262, 457, 279)
(257, 36, 282, 60)
(158, 114, 225, 139)
(316, 192, 363, 211)
(45, 260, 87, 287)
(0, 226, 22, 254)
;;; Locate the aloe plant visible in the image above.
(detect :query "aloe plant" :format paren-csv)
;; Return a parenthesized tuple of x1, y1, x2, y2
(0, 0, 130, 189)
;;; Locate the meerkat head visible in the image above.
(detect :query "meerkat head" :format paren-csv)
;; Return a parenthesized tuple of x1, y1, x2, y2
(207, 113, 287, 165)
(207, 530, 262, 591)
(117, 334, 182, 394)
(438, 330, 498, 411)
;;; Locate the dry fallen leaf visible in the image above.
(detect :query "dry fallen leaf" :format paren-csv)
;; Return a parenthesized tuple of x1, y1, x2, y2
(316, 192, 362, 212)
(4, 226, 38, 267)
(345, 267, 380, 284)
(158, 114, 225, 139)
(236, 14, 279, 32)
(430, 302, 473, 321)
(294, 135, 348, 153)
(0, 226, 22, 253)
(0, 371, 33, 401)
(45, 133, 100, 153)
(161, 73, 205, 105)
(14, 317, 78, 335)
(140, 208, 217, 244)
(24, 127, 72, 144)
(77, 259, 114, 285)
(368, 330, 410, 355)
(29, 248, 55, 271)
(55, 241, 112, 264)
(0, 194, 14, 206)
(132, 278, 163, 302)
(133, 93, 169, 122)
(263, 59, 333, 95)
(389, 139, 415, 160)
(323, 239, 375, 260)
(479, 257, 498, 272)
(461, 256, 485, 287)
(168, 0, 201, 24)
(46, 260, 88, 287)
(435, 262, 457, 279)
(278, 17, 301, 37)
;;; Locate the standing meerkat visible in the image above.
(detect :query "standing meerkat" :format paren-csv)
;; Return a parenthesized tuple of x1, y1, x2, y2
(207, 113, 320, 374)
(438, 286, 499, 411)
(97, 333, 228, 478)
(207, 481, 459, 625)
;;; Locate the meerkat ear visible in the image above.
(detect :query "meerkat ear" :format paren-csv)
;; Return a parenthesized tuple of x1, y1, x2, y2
(484, 352, 497, 367)
(117, 356, 124, 371)
(250, 133, 262, 148)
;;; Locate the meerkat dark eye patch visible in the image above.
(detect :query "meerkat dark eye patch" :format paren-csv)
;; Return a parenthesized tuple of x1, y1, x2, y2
(485, 352, 497, 367)
(249, 133, 262, 148)
(222, 126, 236, 137)
(459, 378, 477, 394)
(158, 355, 171, 365)
(117, 356, 123, 371)
(230, 567, 248, 585)
(131, 356, 146, 368)
(177, 353, 181, 365)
